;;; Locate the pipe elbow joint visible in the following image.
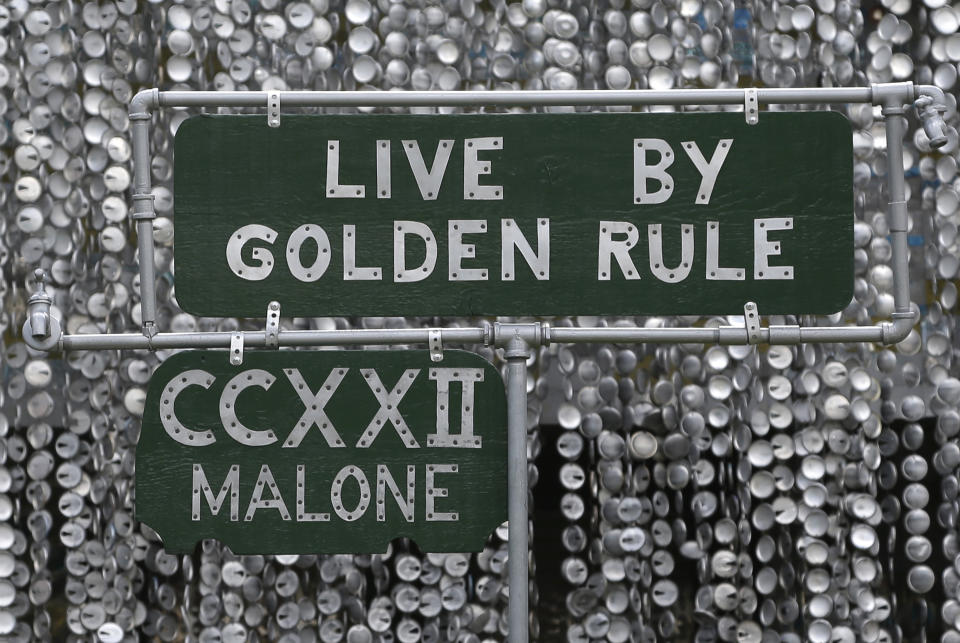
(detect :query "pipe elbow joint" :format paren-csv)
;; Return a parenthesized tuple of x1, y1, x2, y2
(916, 84, 946, 105)
(22, 270, 62, 351)
(130, 89, 159, 117)
(915, 92, 949, 149)
(881, 311, 916, 345)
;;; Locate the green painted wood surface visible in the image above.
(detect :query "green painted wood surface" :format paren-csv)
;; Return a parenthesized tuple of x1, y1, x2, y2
(136, 350, 507, 554)
(174, 112, 852, 317)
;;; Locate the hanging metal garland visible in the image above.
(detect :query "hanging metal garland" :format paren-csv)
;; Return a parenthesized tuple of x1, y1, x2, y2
(0, 0, 959, 641)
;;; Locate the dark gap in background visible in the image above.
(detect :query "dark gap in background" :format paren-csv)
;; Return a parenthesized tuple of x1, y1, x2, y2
(883, 417, 945, 642)
(533, 424, 584, 641)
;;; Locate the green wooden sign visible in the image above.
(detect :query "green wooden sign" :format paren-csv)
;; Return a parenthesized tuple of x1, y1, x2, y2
(136, 350, 507, 554)
(174, 112, 853, 317)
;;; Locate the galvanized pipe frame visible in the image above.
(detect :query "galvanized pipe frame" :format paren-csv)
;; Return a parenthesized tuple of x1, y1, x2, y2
(19, 82, 946, 643)
(35, 80, 943, 355)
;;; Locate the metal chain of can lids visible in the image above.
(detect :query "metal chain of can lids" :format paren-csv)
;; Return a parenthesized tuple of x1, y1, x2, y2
(1, 0, 960, 640)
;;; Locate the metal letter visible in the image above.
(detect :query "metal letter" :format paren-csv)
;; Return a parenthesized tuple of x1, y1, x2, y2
(356, 369, 421, 448)
(296, 465, 330, 522)
(161, 370, 217, 446)
(681, 139, 733, 204)
(343, 225, 382, 280)
(648, 223, 694, 283)
(754, 217, 795, 280)
(226, 224, 277, 281)
(428, 368, 483, 448)
(376, 464, 415, 522)
(633, 138, 675, 205)
(244, 464, 291, 521)
(326, 140, 365, 198)
(282, 368, 347, 448)
(286, 224, 331, 282)
(706, 221, 745, 280)
(597, 221, 640, 280)
(220, 370, 279, 446)
(192, 464, 239, 521)
(394, 221, 437, 283)
(376, 140, 390, 199)
(501, 218, 549, 281)
(425, 464, 459, 521)
(463, 137, 503, 200)
(330, 465, 371, 521)
(448, 220, 488, 281)
(402, 139, 453, 200)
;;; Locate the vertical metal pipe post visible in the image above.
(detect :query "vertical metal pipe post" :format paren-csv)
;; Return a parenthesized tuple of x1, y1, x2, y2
(505, 335, 530, 643)
(129, 104, 158, 336)
(882, 100, 911, 314)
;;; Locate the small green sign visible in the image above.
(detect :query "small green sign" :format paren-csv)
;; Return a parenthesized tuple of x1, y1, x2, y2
(136, 350, 507, 554)
(174, 111, 853, 317)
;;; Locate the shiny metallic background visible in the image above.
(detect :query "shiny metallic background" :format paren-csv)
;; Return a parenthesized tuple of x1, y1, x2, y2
(1, 0, 959, 640)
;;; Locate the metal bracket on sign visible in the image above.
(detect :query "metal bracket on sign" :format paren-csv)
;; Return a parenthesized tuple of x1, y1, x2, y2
(267, 91, 281, 128)
(744, 88, 759, 125)
(744, 302, 761, 344)
(429, 329, 443, 362)
(230, 333, 244, 365)
(266, 301, 280, 348)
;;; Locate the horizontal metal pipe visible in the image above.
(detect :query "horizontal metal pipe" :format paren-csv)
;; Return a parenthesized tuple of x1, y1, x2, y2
(550, 327, 722, 343)
(57, 322, 892, 351)
(757, 88, 875, 104)
(157, 87, 874, 109)
(61, 328, 486, 351)
(62, 332, 225, 350)
(798, 326, 884, 342)
(551, 325, 885, 344)
(278, 328, 486, 345)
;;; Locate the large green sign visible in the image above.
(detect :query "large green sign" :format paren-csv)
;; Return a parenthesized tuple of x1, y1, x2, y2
(136, 350, 507, 554)
(174, 112, 852, 317)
